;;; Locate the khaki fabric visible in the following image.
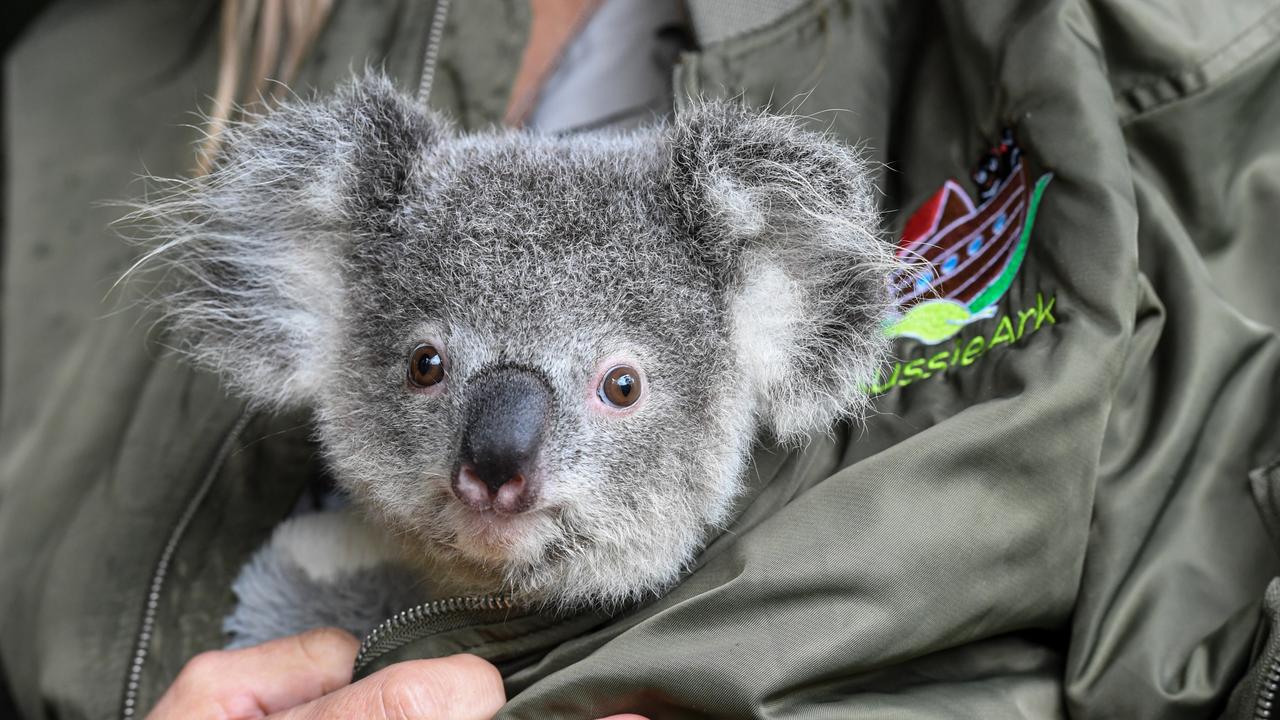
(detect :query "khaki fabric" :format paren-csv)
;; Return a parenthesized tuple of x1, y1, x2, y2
(2, 1, 1279, 719)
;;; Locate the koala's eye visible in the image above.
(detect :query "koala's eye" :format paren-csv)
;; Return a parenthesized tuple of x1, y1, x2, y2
(598, 365, 642, 408)
(408, 344, 445, 388)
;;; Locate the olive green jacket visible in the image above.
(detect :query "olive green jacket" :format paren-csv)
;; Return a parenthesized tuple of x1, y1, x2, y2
(3, 1, 1279, 718)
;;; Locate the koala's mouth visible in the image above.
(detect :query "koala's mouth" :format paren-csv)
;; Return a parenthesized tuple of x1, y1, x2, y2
(447, 502, 557, 562)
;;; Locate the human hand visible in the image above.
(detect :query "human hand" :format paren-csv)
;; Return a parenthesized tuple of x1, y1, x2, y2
(146, 627, 648, 719)
(146, 627, 504, 719)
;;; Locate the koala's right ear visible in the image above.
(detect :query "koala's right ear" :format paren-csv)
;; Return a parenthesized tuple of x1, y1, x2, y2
(128, 73, 448, 409)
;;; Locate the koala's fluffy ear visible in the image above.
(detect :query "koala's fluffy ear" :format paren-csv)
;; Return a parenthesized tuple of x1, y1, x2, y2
(131, 73, 447, 409)
(665, 102, 897, 439)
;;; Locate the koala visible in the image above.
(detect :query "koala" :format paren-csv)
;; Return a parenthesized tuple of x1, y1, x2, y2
(133, 74, 895, 613)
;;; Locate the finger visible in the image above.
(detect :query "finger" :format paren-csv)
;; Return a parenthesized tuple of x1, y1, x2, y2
(272, 653, 506, 720)
(224, 628, 359, 715)
(148, 628, 359, 719)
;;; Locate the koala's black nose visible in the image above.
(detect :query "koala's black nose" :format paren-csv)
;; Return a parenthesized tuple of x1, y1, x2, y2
(453, 366, 551, 514)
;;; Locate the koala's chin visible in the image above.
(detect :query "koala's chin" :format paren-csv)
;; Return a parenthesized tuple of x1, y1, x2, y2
(132, 73, 896, 613)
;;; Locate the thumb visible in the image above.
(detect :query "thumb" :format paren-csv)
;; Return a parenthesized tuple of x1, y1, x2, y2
(271, 653, 506, 720)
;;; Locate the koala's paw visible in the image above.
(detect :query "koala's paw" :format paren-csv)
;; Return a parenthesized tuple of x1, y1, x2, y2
(222, 509, 429, 648)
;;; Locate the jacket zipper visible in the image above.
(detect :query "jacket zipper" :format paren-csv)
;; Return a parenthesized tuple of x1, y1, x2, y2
(1259, 651, 1280, 719)
(355, 594, 513, 675)
(119, 411, 253, 720)
(416, 0, 451, 106)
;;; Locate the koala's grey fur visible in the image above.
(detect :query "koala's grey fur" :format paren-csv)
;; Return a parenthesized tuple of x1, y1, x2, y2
(130, 74, 896, 610)
(223, 511, 428, 647)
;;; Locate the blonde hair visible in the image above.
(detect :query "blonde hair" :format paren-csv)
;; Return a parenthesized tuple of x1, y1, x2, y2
(197, 0, 334, 174)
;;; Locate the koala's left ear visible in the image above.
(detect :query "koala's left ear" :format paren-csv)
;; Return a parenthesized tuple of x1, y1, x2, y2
(665, 102, 897, 439)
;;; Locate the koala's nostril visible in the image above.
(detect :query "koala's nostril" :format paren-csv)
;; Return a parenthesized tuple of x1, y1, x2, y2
(492, 474, 531, 514)
(452, 464, 494, 509)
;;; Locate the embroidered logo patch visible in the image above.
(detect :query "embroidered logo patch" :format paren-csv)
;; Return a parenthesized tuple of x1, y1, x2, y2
(886, 130, 1052, 345)
(868, 130, 1055, 394)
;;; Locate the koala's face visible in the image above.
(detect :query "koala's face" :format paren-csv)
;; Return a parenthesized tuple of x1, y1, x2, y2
(142, 75, 893, 608)
(321, 138, 755, 604)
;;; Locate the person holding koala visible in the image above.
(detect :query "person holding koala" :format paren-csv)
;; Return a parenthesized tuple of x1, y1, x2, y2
(3, 1, 1280, 719)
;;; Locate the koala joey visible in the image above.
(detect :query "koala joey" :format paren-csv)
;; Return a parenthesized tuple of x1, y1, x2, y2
(134, 74, 896, 611)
